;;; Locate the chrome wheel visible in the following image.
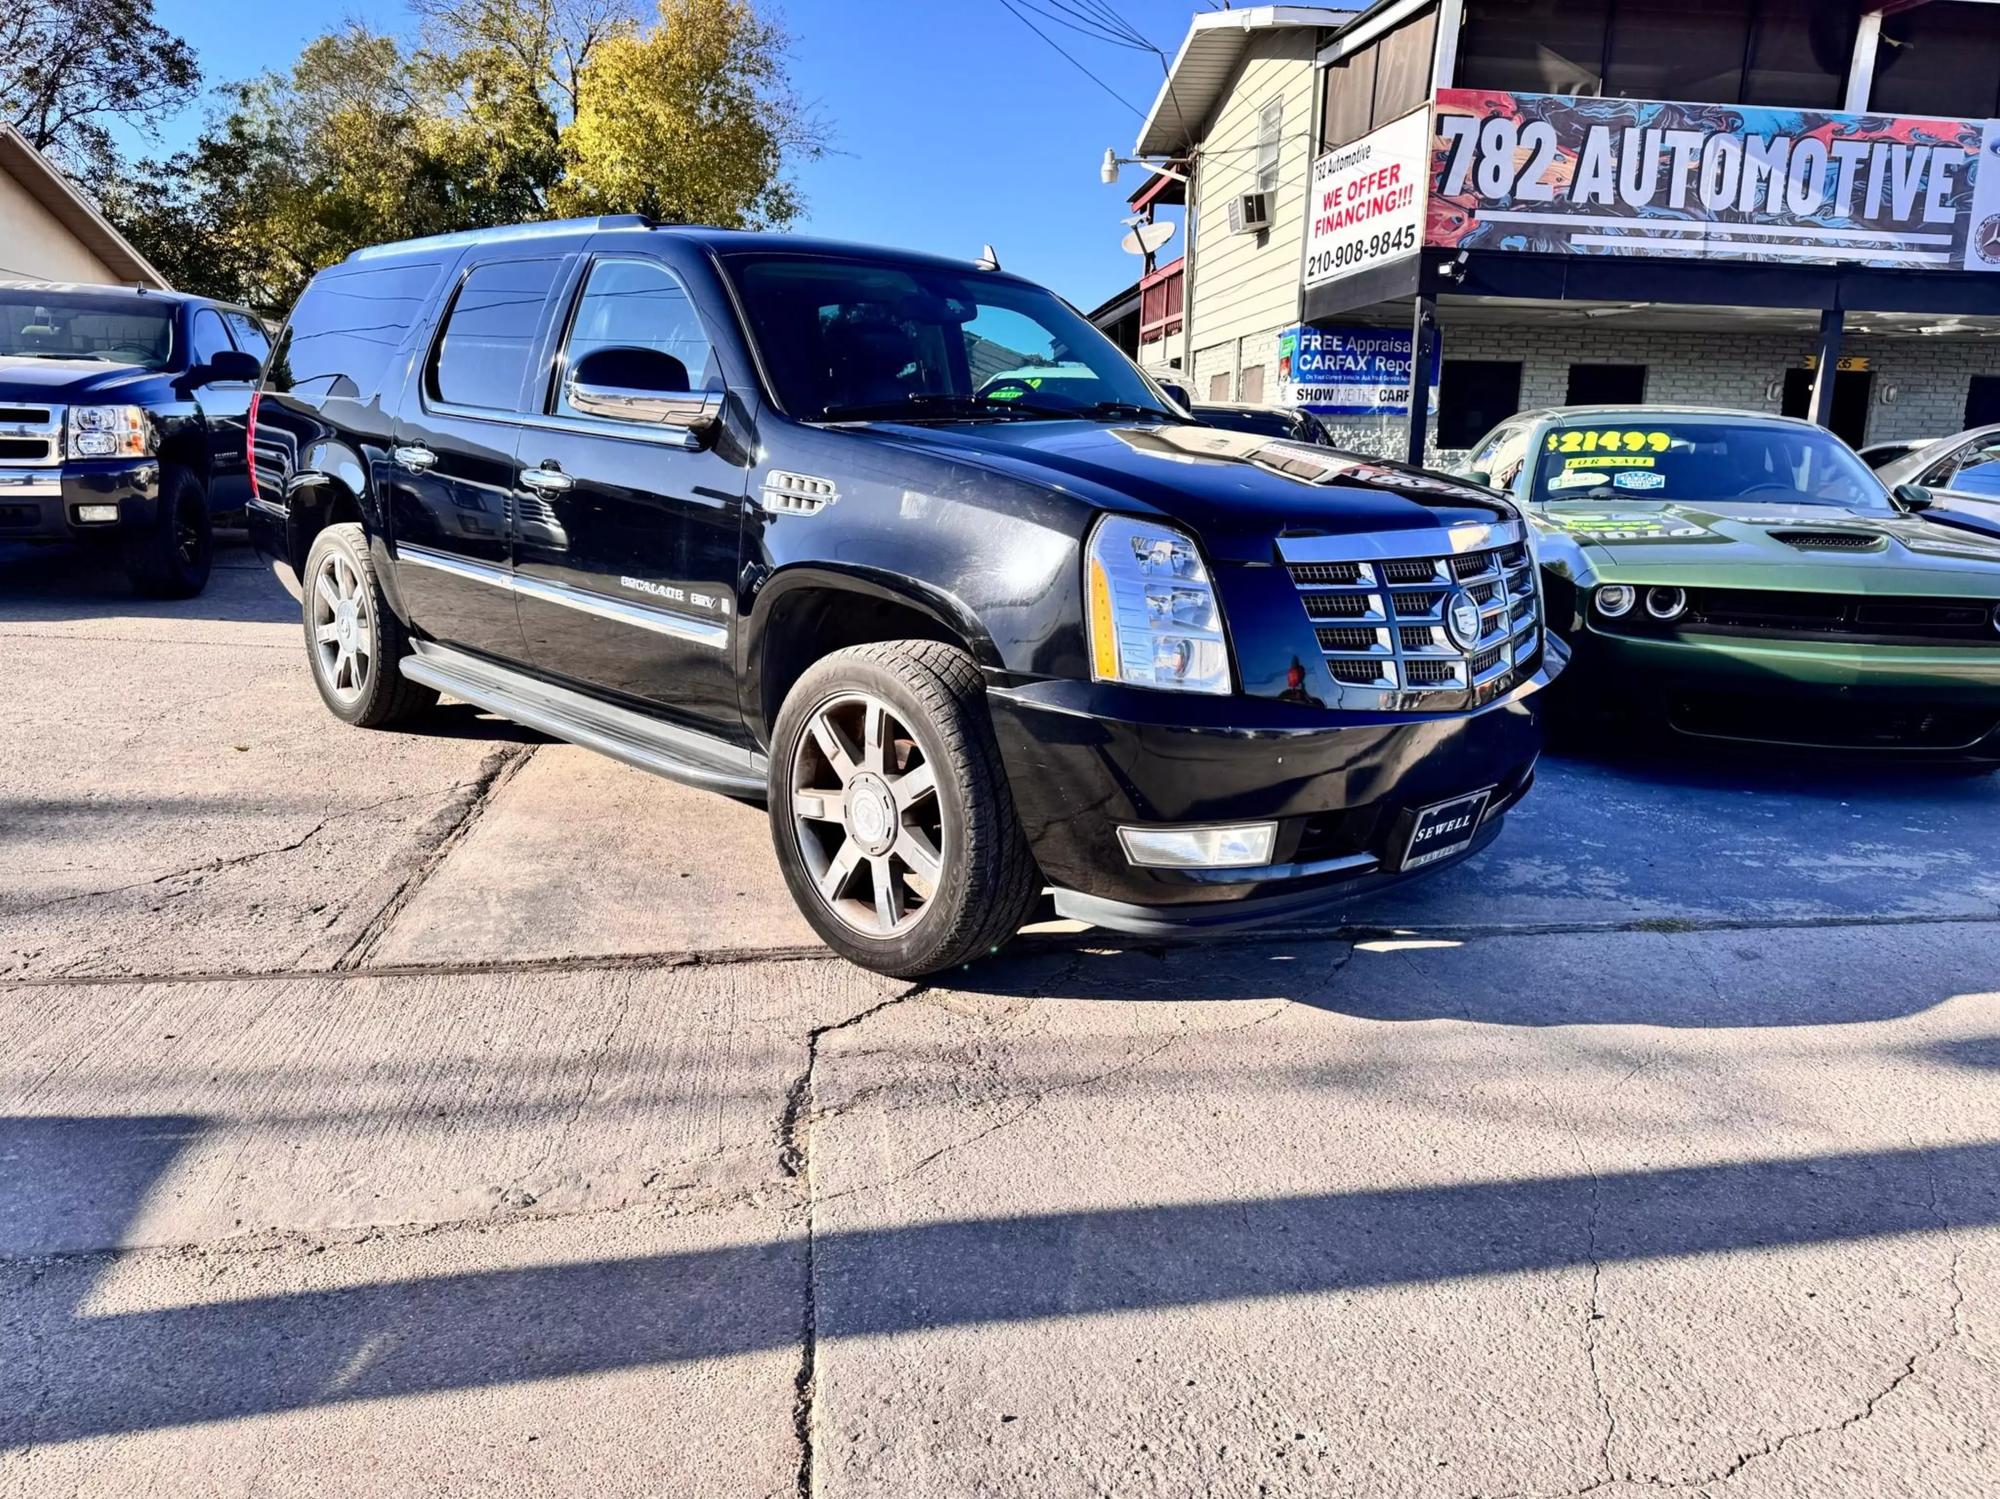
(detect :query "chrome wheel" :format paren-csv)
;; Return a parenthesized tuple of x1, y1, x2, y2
(790, 691, 946, 938)
(310, 549, 374, 704)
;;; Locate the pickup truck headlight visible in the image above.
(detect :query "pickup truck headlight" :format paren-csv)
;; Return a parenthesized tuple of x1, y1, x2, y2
(1085, 514, 1231, 695)
(67, 405, 154, 460)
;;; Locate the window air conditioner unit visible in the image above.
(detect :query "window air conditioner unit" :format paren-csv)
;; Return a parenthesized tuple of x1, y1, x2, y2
(1227, 191, 1273, 235)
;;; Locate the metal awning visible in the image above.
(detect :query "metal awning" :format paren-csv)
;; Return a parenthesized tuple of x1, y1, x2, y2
(1134, 5, 1362, 158)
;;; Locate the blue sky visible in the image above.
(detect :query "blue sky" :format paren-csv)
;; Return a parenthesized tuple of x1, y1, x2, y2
(134, 0, 1201, 308)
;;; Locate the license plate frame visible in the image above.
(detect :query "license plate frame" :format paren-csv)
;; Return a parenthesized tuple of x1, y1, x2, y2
(1397, 786, 1495, 871)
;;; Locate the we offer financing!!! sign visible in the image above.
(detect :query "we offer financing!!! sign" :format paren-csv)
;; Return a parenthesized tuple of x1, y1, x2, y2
(1301, 107, 1430, 290)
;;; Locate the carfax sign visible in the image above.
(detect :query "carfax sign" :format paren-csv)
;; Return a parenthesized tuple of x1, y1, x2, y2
(1277, 325, 1437, 416)
(1429, 89, 2000, 272)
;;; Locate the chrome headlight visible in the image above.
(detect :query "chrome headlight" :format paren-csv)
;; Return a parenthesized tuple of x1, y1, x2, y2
(67, 405, 154, 460)
(1085, 514, 1231, 695)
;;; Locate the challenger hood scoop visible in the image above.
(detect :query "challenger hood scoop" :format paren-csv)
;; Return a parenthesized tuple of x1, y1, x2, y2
(1768, 528, 1889, 552)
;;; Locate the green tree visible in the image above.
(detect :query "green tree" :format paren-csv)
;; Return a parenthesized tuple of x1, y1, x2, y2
(556, 0, 816, 227)
(0, 0, 200, 185)
(107, 0, 817, 311)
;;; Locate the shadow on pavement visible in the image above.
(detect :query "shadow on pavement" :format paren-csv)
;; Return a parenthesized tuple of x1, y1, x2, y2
(965, 918, 1985, 1027)
(3, 1114, 1992, 1447)
(0, 536, 295, 626)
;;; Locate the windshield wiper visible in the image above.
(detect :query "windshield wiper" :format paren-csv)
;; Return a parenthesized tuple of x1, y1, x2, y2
(816, 392, 1176, 424)
(2, 350, 106, 361)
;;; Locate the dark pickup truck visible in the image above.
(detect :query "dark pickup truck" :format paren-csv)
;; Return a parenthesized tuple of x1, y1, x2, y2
(0, 281, 269, 595)
(250, 216, 1561, 975)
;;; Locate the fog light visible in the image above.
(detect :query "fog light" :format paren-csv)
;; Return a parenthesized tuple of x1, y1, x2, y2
(1117, 822, 1278, 869)
(1595, 585, 1636, 617)
(1646, 586, 1688, 620)
(75, 503, 120, 524)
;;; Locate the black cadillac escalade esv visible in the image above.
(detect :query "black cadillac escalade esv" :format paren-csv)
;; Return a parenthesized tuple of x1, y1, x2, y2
(250, 216, 1561, 975)
(1, 281, 269, 595)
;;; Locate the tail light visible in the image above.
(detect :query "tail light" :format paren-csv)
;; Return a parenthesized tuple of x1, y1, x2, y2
(246, 391, 261, 502)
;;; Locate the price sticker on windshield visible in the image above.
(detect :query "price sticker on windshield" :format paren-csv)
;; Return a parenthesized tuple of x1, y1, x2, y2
(1544, 429, 1672, 455)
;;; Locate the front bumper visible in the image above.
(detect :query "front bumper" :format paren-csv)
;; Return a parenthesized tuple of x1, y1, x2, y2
(1565, 625, 2000, 754)
(0, 461, 161, 541)
(986, 650, 1559, 934)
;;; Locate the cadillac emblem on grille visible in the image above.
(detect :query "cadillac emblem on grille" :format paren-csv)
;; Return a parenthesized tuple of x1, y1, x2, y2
(1445, 587, 1483, 650)
(1275, 523, 1542, 706)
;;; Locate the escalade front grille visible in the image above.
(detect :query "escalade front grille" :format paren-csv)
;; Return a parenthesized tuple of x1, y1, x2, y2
(1277, 521, 1541, 708)
(0, 405, 61, 467)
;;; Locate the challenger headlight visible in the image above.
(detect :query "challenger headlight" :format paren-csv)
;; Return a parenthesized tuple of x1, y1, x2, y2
(1085, 514, 1231, 695)
(68, 405, 153, 460)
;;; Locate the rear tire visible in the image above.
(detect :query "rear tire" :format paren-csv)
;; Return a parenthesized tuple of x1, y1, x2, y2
(124, 465, 211, 598)
(769, 641, 1042, 977)
(302, 522, 438, 728)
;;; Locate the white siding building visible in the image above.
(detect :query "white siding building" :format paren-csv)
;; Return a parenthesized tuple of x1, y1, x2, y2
(0, 125, 168, 289)
(1114, 2, 2000, 459)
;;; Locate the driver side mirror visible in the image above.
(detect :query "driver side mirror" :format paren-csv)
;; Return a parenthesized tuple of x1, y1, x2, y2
(566, 346, 723, 436)
(1156, 379, 1192, 410)
(196, 348, 262, 385)
(1460, 469, 1492, 488)
(1892, 482, 1935, 512)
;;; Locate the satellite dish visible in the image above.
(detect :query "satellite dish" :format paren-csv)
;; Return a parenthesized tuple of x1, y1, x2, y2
(1121, 220, 1176, 257)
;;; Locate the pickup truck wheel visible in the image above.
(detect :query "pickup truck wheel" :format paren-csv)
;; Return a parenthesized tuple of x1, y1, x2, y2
(770, 641, 1042, 977)
(124, 465, 211, 598)
(302, 522, 438, 728)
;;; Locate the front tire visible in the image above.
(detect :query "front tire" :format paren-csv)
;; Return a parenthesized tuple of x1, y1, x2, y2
(302, 522, 438, 727)
(124, 465, 211, 598)
(769, 641, 1042, 977)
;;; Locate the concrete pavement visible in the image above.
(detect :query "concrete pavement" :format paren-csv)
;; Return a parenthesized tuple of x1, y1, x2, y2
(3, 538, 1997, 1497)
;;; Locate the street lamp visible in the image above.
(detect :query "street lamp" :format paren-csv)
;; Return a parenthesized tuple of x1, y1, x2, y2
(1100, 148, 1189, 186)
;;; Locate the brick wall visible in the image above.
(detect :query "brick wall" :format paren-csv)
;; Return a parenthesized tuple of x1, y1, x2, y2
(1307, 320, 2000, 460)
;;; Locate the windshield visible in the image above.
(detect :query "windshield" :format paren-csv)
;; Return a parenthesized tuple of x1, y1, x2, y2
(1530, 419, 1889, 511)
(726, 254, 1177, 423)
(0, 292, 175, 369)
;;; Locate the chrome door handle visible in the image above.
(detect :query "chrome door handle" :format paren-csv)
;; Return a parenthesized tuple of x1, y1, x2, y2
(392, 444, 437, 474)
(518, 465, 574, 494)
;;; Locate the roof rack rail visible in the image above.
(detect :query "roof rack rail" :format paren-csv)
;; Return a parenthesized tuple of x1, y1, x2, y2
(344, 215, 658, 262)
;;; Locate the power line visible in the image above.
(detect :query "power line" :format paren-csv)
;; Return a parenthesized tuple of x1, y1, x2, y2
(1022, 0, 1154, 50)
(995, 0, 1144, 117)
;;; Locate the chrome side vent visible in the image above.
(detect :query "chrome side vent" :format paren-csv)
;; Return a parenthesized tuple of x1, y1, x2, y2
(760, 470, 838, 515)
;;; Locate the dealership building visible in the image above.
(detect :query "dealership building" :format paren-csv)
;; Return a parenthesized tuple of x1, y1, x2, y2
(1097, 1, 2000, 461)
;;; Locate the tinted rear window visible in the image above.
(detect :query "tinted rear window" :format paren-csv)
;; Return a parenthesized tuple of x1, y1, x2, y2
(266, 261, 444, 401)
(430, 258, 562, 412)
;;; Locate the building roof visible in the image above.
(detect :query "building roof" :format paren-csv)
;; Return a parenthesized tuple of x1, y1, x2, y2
(1134, 5, 1362, 158)
(0, 125, 170, 290)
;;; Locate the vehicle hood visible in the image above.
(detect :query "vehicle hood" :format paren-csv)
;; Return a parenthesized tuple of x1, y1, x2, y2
(0, 357, 162, 401)
(858, 419, 1515, 561)
(1533, 498, 2000, 593)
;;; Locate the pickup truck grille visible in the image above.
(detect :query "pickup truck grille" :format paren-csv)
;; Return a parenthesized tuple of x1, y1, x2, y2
(1278, 522, 1541, 708)
(0, 405, 61, 467)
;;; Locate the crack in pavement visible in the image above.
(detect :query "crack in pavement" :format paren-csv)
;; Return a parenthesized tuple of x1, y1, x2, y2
(776, 984, 928, 1499)
(9, 907, 2000, 992)
(1, 786, 447, 920)
(332, 744, 537, 971)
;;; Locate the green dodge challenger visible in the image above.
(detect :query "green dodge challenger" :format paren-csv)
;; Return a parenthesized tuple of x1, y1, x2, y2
(1457, 406, 2000, 758)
